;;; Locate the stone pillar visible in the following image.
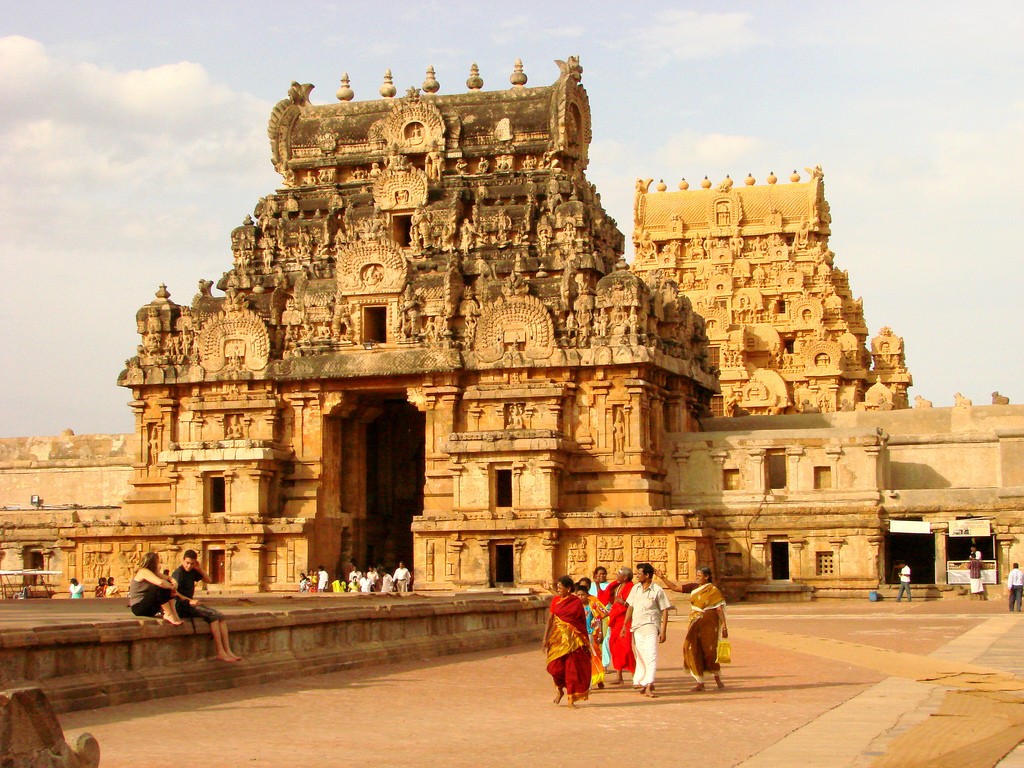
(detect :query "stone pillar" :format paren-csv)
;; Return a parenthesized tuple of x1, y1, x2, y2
(933, 525, 948, 584)
(825, 445, 844, 489)
(790, 539, 807, 579)
(750, 540, 768, 580)
(786, 446, 804, 491)
(867, 535, 884, 584)
(828, 538, 845, 577)
(746, 449, 766, 493)
(998, 535, 1014, 584)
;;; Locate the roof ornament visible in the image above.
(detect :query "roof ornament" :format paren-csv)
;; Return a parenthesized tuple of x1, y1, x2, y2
(423, 65, 440, 94)
(405, 86, 421, 103)
(678, 178, 689, 190)
(790, 170, 801, 182)
(379, 69, 397, 98)
(700, 176, 712, 189)
(288, 81, 314, 106)
(717, 175, 733, 192)
(336, 72, 354, 102)
(466, 63, 484, 90)
(510, 58, 528, 88)
(656, 179, 667, 192)
(767, 171, 778, 185)
(745, 173, 756, 186)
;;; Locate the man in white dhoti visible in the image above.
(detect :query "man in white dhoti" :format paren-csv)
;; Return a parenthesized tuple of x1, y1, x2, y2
(622, 562, 672, 698)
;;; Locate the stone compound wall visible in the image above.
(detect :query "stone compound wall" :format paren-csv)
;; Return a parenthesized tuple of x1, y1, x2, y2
(0, 433, 133, 508)
(0, 596, 547, 713)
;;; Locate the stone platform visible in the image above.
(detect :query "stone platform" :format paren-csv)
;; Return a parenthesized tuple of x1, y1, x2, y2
(0, 592, 547, 714)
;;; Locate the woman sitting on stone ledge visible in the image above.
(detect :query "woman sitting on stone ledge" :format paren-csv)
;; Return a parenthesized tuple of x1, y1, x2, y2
(128, 552, 183, 625)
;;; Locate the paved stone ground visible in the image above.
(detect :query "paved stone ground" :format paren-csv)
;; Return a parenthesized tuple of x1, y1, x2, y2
(44, 597, 1024, 767)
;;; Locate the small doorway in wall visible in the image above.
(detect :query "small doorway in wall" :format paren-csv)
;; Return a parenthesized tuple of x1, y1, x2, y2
(208, 550, 226, 584)
(886, 532, 936, 584)
(492, 543, 515, 587)
(770, 541, 790, 580)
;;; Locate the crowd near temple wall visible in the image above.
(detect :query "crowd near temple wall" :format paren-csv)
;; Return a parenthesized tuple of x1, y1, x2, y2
(1, 57, 1021, 600)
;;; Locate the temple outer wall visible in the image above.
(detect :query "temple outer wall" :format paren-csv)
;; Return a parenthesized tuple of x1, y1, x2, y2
(0, 434, 133, 509)
(0, 595, 548, 713)
(674, 404, 1024, 599)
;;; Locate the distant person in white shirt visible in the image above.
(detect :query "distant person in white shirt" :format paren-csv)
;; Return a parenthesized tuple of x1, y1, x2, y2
(317, 566, 329, 593)
(359, 573, 373, 593)
(1007, 563, 1023, 612)
(393, 562, 411, 592)
(897, 564, 912, 602)
(380, 572, 395, 594)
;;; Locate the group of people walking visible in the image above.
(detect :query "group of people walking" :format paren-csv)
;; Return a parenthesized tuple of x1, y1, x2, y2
(299, 562, 412, 594)
(544, 563, 728, 707)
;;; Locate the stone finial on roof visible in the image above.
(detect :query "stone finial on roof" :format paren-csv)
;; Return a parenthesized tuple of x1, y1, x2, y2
(155, 284, 170, 300)
(423, 65, 440, 94)
(336, 73, 354, 102)
(510, 58, 528, 87)
(656, 179, 667, 192)
(679, 178, 689, 190)
(379, 69, 397, 98)
(466, 63, 484, 90)
(745, 173, 756, 186)
(767, 171, 777, 184)
(701, 176, 712, 189)
(790, 169, 801, 182)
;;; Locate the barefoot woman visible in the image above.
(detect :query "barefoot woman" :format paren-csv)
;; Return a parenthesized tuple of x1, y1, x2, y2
(128, 552, 183, 625)
(543, 575, 591, 707)
(659, 565, 729, 691)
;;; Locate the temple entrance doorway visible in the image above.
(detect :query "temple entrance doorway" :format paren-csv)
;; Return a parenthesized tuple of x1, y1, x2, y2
(886, 532, 935, 584)
(326, 393, 425, 576)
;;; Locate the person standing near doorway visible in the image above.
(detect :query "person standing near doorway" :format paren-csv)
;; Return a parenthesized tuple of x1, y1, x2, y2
(1007, 563, 1023, 612)
(897, 564, 912, 602)
(969, 546, 986, 600)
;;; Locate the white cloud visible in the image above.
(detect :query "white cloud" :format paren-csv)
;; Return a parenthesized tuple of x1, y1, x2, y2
(0, 36, 276, 436)
(608, 10, 762, 69)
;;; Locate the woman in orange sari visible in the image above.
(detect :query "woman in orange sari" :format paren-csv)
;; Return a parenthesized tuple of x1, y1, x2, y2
(607, 566, 636, 684)
(543, 575, 591, 707)
(659, 565, 729, 691)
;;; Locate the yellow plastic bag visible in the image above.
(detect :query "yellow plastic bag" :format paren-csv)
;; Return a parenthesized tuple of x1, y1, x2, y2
(716, 638, 732, 664)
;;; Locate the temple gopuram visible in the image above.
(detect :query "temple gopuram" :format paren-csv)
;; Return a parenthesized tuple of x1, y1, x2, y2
(632, 171, 912, 416)
(110, 58, 718, 591)
(3, 57, 1023, 602)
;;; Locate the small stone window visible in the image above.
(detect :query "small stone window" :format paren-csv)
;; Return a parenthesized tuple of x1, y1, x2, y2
(816, 551, 835, 576)
(715, 201, 731, 227)
(710, 395, 724, 418)
(707, 346, 720, 369)
(392, 214, 412, 246)
(362, 306, 387, 344)
(206, 475, 226, 514)
(723, 468, 741, 490)
(766, 450, 787, 490)
(784, 339, 795, 354)
(813, 466, 833, 490)
(494, 468, 513, 508)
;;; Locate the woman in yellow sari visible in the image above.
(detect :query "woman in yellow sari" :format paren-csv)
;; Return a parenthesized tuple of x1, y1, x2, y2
(543, 575, 592, 707)
(659, 565, 729, 691)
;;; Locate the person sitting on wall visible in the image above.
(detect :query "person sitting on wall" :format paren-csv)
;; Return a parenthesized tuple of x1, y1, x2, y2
(105, 577, 120, 597)
(171, 550, 241, 663)
(127, 552, 182, 625)
(298, 573, 310, 592)
(68, 578, 84, 599)
(94, 577, 107, 598)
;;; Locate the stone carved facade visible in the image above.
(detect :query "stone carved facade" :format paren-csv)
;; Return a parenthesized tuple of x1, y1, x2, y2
(100, 58, 718, 592)
(631, 170, 912, 415)
(11, 61, 1021, 602)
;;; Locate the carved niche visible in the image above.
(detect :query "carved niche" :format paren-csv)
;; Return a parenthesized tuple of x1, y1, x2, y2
(199, 299, 271, 373)
(372, 165, 429, 211)
(473, 294, 555, 363)
(335, 239, 407, 296)
(379, 98, 447, 154)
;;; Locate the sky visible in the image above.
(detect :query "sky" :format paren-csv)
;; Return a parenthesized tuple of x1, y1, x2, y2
(0, 1, 1022, 437)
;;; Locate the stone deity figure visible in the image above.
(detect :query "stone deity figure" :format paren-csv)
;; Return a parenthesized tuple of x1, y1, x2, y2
(612, 409, 626, 453)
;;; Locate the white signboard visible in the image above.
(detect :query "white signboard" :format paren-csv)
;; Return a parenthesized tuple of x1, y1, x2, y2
(946, 561, 997, 585)
(889, 519, 931, 534)
(948, 520, 992, 537)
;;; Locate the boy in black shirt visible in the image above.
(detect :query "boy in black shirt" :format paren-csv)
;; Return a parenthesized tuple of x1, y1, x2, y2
(171, 550, 241, 662)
